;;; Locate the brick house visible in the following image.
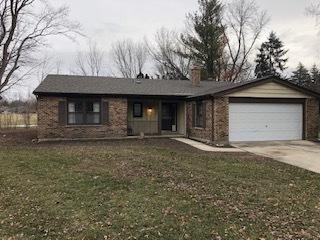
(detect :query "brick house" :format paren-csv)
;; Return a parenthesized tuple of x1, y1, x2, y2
(33, 68, 320, 143)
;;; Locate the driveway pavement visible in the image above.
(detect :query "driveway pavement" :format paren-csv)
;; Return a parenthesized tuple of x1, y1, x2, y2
(233, 141, 320, 174)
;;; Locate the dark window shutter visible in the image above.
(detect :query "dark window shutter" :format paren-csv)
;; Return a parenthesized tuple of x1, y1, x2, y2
(192, 103, 196, 128)
(102, 101, 109, 124)
(202, 102, 206, 128)
(58, 101, 67, 126)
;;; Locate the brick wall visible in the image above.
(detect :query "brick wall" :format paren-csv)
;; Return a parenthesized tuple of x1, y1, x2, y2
(37, 96, 128, 140)
(186, 97, 229, 144)
(186, 99, 213, 143)
(212, 97, 229, 144)
(305, 98, 320, 140)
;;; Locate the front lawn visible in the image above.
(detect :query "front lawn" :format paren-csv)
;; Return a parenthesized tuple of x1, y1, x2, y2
(0, 134, 320, 239)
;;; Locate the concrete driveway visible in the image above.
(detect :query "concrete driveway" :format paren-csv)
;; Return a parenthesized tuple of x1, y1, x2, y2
(233, 141, 320, 174)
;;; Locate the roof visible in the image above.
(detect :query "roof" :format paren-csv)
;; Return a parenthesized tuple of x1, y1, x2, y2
(33, 75, 320, 99)
(189, 76, 320, 98)
(33, 75, 234, 97)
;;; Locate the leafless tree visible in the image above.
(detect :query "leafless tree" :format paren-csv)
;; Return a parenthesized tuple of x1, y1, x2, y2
(73, 42, 105, 76)
(222, 0, 269, 82)
(0, 0, 80, 94)
(36, 54, 53, 83)
(147, 28, 191, 80)
(111, 39, 148, 78)
(307, 2, 320, 28)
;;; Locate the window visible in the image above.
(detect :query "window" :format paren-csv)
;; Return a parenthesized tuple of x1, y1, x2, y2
(195, 101, 204, 128)
(133, 102, 143, 118)
(68, 99, 101, 125)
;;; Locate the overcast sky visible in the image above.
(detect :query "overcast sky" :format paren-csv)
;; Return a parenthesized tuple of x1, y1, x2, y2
(6, 0, 320, 99)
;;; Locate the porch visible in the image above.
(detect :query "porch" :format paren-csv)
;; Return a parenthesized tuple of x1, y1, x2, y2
(127, 99, 186, 136)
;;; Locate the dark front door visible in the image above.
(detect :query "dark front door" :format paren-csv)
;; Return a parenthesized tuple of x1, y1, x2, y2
(161, 103, 177, 131)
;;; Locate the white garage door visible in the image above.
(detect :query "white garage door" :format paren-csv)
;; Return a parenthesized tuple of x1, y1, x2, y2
(229, 103, 303, 142)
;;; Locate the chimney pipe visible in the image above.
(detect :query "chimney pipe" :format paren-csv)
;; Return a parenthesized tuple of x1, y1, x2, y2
(191, 65, 201, 87)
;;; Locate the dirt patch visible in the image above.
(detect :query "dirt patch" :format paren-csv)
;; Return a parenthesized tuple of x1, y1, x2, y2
(0, 128, 37, 145)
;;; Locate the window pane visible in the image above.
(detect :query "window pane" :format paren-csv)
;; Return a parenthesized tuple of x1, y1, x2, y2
(133, 103, 142, 117)
(68, 103, 75, 113)
(196, 102, 203, 127)
(75, 102, 83, 112)
(86, 102, 100, 113)
(87, 113, 100, 124)
(75, 113, 84, 124)
(93, 103, 100, 113)
(86, 102, 93, 112)
(68, 113, 75, 124)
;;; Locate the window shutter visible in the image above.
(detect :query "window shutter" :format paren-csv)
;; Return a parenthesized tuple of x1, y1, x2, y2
(202, 102, 206, 128)
(102, 101, 109, 124)
(58, 101, 67, 126)
(192, 103, 196, 128)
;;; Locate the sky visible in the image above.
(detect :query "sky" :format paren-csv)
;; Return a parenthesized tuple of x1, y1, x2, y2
(4, 0, 320, 99)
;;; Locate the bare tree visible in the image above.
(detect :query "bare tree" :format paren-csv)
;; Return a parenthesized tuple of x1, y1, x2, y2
(0, 0, 80, 94)
(111, 39, 148, 78)
(73, 42, 105, 76)
(307, 2, 320, 18)
(148, 28, 191, 80)
(222, 0, 269, 82)
(307, 2, 320, 30)
(36, 54, 53, 83)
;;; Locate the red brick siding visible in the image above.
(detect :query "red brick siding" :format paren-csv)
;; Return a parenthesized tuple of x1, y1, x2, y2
(37, 96, 128, 140)
(212, 97, 229, 143)
(186, 97, 229, 144)
(186, 99, 213, 143)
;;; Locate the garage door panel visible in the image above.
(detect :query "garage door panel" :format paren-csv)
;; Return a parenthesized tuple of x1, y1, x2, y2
(230, 113, 301, 123)
(229, 103, 303, 142)
(230, 122, 301, 131)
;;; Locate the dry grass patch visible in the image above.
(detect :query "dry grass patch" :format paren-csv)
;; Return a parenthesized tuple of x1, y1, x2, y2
(0, 135, 320, 239)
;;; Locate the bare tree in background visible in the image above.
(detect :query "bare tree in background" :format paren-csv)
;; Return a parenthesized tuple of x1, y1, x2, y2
(111, 39, 148, 78)
(0, 0, 80, 94)
(37, 54, 53, 83)
(223, 0, 269, 82)
(307, 2, 320, 27)
(73, 42, 105, 76)
(147, 28, 191, 80)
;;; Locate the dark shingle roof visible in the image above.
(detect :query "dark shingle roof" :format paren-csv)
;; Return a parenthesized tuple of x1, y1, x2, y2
(33, 75, 235, 97)
(33, 75, 320, 98)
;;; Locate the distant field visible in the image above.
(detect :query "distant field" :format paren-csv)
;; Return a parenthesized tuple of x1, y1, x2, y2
(0, 113, 37, 128)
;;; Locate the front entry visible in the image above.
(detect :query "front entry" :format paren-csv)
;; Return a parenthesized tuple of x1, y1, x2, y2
(161, 103, 177, 131)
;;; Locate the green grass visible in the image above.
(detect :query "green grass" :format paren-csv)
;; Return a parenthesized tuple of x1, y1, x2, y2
(0, 139, 320, 239)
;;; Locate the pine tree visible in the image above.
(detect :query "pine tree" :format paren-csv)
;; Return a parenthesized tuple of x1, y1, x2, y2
(291, 63, 311, 86)
(310, 64, 320, 85)
(254, 45, 270, 78)
(181, 0, 225, 80)
(255, 31, 288, 78)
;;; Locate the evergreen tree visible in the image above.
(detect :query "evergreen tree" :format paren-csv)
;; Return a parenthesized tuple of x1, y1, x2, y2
(254, 46, 270, 78)
(181, 0, 225, 80)
(291, 63, 311, 86)
(255, 31, 288, 78)
(310, 64, 320, 85)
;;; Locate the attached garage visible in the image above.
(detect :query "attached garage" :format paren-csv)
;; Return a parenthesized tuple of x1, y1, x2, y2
(226, 80, 317, 142)
(229, 102, 303, 142)
(187, 76, 319, 144)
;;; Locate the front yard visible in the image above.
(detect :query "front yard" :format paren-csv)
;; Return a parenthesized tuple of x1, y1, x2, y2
(0, 131, 320, 239)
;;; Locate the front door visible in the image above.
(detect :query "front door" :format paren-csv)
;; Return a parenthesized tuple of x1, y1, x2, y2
(161, 103, 177, 131)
